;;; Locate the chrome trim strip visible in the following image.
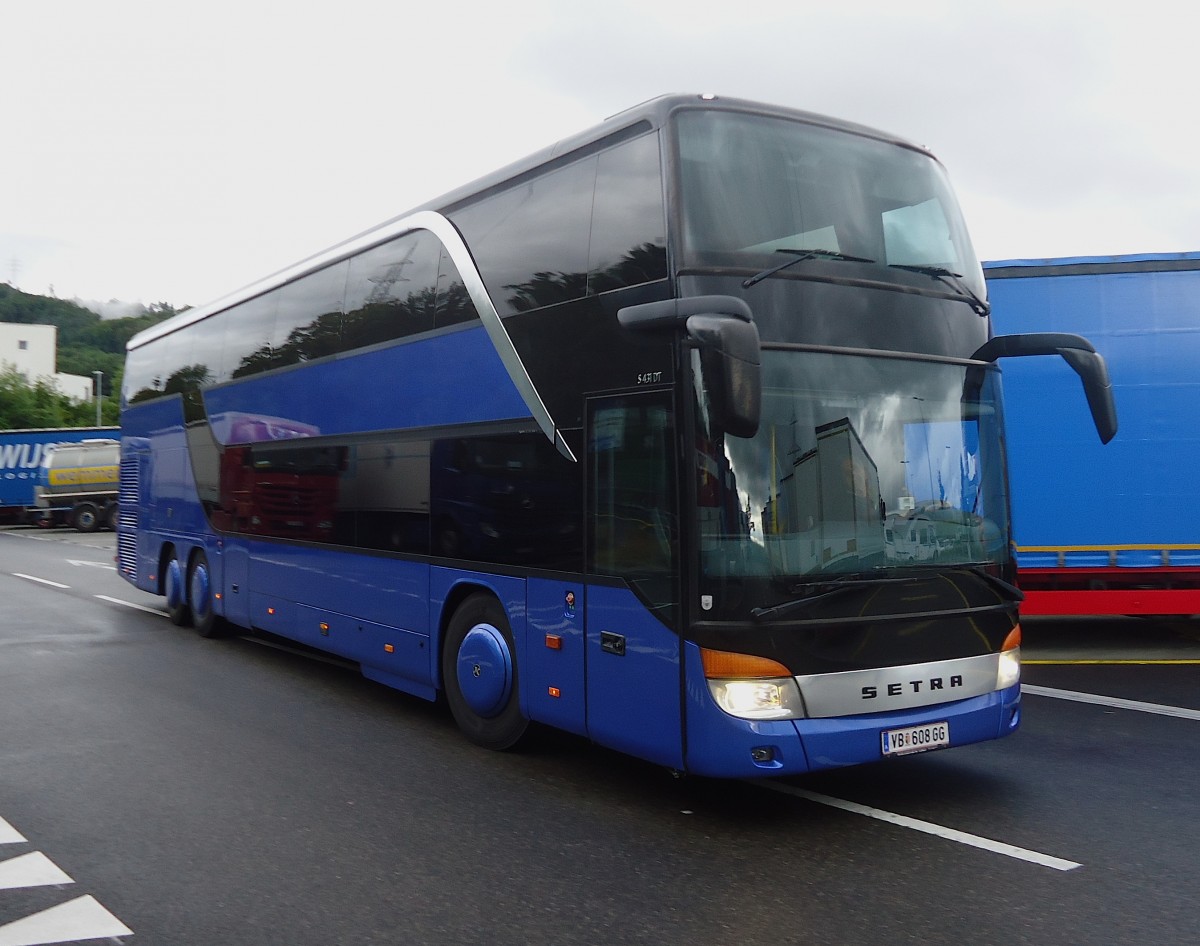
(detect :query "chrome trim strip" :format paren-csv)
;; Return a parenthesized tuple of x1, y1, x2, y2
(416, 212, 573, 462)
(128, 210, 573, 462)
(794, 652, 1004, 719)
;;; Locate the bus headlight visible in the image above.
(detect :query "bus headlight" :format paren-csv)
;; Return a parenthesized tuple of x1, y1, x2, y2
(701, 647, 805, 720)
(996, 625, 1021, 691)
(708, 678, 805, 719)
(996, 647, 1021, 690)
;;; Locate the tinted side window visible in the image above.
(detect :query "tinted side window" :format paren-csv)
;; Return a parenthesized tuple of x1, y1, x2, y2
(124, 333, 178, 404)
(589, 134, 667, 293)
(273, 261, 348, 365)
(452, 158, 596, 316)
(435, 247, 480, 329)
(174, 312, 228, 391)
(431, 432, 581, 569)
(227, 294, 280, 379)
(343, 230, 440, 351)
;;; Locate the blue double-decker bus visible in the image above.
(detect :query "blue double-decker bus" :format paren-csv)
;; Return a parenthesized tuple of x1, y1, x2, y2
(118, 95, 1115, 777)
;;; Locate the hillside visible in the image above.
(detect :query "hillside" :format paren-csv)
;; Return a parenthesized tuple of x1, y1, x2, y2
(0, 284, 180, 398)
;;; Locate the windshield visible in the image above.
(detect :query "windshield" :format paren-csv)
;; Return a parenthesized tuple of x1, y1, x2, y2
(695, 347, 1010, 615)
(676, 110, 985, 301)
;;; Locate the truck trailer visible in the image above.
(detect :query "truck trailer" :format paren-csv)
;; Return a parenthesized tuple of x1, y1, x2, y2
(0, 427, 120, 527)
(985, 253, 1200, 616)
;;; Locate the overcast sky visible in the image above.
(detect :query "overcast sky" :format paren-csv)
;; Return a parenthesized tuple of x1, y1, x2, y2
(3, 0, 1197, 313)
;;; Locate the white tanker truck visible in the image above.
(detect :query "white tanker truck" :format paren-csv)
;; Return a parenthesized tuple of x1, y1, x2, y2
(32, 438, 120, 532)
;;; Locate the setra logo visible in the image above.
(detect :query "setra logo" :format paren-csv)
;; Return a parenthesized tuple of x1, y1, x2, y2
(861, 675, 964, 700)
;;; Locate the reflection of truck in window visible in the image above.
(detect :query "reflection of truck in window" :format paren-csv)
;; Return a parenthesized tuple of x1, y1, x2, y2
(32, 438, 120, 532)
(212, 442, 342, 541)
(763, 418, 883, 574)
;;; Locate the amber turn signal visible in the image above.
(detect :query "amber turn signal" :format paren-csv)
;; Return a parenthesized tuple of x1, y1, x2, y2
(701, 647, 792, 679)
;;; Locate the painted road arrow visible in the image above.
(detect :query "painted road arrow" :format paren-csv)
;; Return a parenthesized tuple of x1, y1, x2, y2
(0, 895, 132, 945)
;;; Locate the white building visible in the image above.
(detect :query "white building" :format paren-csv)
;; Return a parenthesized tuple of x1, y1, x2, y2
(0, 322, 94, 401)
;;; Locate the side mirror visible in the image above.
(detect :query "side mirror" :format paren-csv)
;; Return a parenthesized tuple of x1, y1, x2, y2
(971, 332, 1117, 444)
(618, 295, 762, 438)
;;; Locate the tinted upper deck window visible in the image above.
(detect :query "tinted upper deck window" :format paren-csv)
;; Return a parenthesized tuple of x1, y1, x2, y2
(451, 158, 596, 316)
(226, 293, 280, 379)
(343, 230, 441, 350)
(272, 261, 348, 365)
(588, 133, 667, 293)
(435, 247, 479, 329)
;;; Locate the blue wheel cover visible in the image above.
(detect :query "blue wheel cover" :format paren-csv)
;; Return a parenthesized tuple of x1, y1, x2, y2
(190, 561, 211, 618)
(456, 623, 513, 718)
(165, 560, 184, 610)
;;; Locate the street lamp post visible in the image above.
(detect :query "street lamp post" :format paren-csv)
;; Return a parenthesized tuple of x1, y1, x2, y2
(93, 371, 103, 426)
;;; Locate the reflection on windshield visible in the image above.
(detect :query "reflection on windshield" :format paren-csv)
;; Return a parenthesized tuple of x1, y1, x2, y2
(696, 348, 1009, 589)
(677, 110, 985, 301)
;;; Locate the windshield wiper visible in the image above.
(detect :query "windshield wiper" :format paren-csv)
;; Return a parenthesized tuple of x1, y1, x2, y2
(751, 573, 925, 622)
(742, 248, 875, 289)
(888, 263, 989, 316)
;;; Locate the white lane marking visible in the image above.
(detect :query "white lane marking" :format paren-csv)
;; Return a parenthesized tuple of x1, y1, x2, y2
(94, 594, 165, 617)
(1022, 684, 1200, 721)
(0, 853, 73, 891)
(0, 894, 133, 945)
(65, 560, 116, 570)
(758, 783, 1083, 872)
(10, 575, 69, 590)
(0, 818, 25, 845)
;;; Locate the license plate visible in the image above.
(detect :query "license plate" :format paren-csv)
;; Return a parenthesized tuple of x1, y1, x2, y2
(881, 721, 950, 757)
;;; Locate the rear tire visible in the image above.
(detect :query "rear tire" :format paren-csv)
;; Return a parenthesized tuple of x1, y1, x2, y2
(72, 503, 100, 533)
(442, 594, 528, 750)
(165, 557, 190, 626)
(188, 550, 225, 638)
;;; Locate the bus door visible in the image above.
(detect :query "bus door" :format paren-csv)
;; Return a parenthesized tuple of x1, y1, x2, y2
(585, 390, 684, 770)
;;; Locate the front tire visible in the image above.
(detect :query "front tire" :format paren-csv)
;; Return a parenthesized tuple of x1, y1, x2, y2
(442, 594, 528, 750)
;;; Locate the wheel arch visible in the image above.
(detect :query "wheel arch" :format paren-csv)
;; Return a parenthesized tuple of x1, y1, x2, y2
(156, 542, 179, 596)
(436, 580, 506, 692)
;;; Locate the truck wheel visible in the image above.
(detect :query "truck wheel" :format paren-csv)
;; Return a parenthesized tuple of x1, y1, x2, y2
(105, 503, 119, 530)
(73, 503, 100, 533)
(188, 550, 225, 638)
(441, 593, 528, 750)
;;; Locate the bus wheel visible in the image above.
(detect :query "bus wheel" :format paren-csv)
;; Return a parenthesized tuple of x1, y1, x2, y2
(165, 557, 190, 626)
(73, 503, 100, 533)
(442, 594, 528, 750)
(188, 550, 224, 638)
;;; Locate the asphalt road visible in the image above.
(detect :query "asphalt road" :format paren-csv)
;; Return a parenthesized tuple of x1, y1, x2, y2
(1, 526, 1198, 945)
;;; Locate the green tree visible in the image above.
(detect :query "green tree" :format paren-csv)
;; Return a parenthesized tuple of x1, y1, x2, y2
(0, 367, 118, 428)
